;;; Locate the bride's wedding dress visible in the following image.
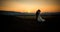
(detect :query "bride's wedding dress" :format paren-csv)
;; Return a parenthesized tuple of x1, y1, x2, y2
(37, 13, 45, 22)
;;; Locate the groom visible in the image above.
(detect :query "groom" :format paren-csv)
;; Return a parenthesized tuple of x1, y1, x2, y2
(36, 9, 41, 21)
(36, 9, 45, 24)
(36, 9, 43, 24)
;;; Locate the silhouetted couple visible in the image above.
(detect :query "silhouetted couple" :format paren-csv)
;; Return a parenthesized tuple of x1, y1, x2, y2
(36, 9, 45, 24)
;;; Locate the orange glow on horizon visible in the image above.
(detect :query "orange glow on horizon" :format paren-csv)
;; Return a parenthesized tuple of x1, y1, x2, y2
(0, 0, 60, 13)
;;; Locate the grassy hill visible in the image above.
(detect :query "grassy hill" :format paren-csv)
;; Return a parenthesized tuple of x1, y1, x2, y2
(0, 10, 59, 32)
(0, 10, 60, 19)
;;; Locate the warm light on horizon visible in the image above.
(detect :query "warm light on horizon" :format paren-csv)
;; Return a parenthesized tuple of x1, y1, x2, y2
(0, 0, 60, 13)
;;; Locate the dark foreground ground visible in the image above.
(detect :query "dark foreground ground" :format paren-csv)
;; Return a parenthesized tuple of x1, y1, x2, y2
(0, 11, 59, 32)
(0, 15, 59, 32)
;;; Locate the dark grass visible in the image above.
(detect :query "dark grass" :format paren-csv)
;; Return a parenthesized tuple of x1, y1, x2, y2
(0, 15, 59, 32)
(0, 10, 59, 32)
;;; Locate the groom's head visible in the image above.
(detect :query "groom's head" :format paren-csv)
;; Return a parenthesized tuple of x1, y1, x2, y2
(38, 9, 41, 12)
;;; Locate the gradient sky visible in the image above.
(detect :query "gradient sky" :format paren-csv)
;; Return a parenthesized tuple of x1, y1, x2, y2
(0, 0, 60, 13)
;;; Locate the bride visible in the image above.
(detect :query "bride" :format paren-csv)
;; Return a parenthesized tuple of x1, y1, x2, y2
(36, 9, 45, 23)
(37, 13, 45, 22)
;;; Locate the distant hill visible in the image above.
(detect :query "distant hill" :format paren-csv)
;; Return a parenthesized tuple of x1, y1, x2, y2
(0, 10, 60, 16)
(41, 12, 60, 16)
(0, 10, 35, 16)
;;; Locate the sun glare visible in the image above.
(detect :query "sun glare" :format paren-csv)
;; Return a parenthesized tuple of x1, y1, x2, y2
(21, 4, 38, 13)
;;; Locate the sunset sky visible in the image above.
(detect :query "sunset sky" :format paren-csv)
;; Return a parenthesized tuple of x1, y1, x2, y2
(0, 0, 60, 13)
